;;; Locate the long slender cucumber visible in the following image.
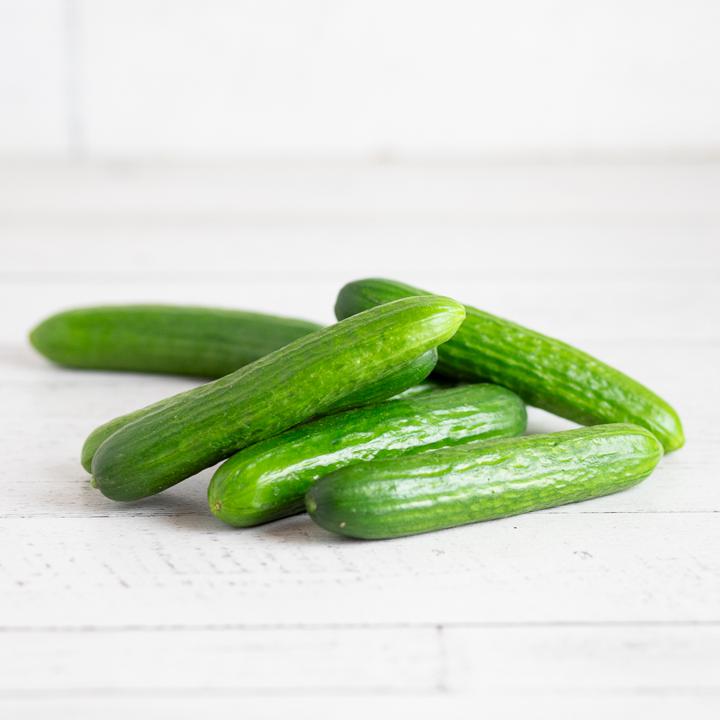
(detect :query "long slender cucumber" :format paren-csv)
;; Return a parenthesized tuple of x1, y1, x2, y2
(91, 297, 465, 501)
(30, 305, 322, 377)
(80, 349, 437, 472)
(335, 278, 684, 452)
(306, 424, 663, 539)
(209, 384, 526, 527)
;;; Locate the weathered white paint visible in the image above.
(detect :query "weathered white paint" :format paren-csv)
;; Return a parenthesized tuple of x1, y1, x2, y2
(0, 162, 718, 718)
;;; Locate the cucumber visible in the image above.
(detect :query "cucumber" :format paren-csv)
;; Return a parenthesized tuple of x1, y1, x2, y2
(91, 296, 465, 501)
(322, 349, 437, 414)
(335, 278, 684, 452)
(208, 384, 526, 527)
(306, 424, 663, 539)
(30, 305, 322, 378)
(80, 348, 437, 472)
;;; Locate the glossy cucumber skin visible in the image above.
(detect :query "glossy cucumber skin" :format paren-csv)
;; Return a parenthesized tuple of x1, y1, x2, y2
(80, 348, 437, 472)
(91, 297, 465, 501)
(335, 278, 684, 452)
(30, 305, 322, 378)
(208, 384, 526, 527)
(306, 424, 663, 539)
(321, 349, 437, 415)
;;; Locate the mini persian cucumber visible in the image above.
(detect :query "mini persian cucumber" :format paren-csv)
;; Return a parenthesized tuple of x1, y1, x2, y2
(80, 349, 437, 472)
(209, 384, 526, 527)
(91, 296, 465, 501)
(335, 278, 684, 452)
(306, 424, 663, 539)
(30, 305, 322, 378)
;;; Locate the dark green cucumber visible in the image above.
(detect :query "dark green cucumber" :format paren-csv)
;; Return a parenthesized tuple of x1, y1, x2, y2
(30, 305, 322, 378)
(80, 348, 437, 472)
(306, 424, 663, 539)
(91, 296, 465, 501)
(335, 278, 684, 452)
(208, 384, 526, 527)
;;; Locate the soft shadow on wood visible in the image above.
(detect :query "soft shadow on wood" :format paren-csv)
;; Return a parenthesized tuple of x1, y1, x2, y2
(64, 463, 213, 520)
(60, 461, 362, 544)
(258, 512, 355, 546)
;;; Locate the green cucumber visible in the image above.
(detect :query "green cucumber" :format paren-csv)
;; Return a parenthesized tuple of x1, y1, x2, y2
(322, 349, 437, 414)
(80, 348, 437, 473)
(30, 305, 322, 378)
(209, 384, 525, 527)
(335, 278, 684, 452)
(306, 424, 663, 539)
(91, 296, 465, 501)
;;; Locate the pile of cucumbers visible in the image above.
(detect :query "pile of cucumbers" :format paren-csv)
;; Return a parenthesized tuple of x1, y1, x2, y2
(30, 278, 683, 540)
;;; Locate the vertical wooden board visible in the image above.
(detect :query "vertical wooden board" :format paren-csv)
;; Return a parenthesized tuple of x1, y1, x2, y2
(0, 0, 68, 154)
(78, 1, 720, 156)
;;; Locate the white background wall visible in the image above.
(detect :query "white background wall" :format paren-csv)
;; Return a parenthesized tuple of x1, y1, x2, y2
(2, 0, 720, 160)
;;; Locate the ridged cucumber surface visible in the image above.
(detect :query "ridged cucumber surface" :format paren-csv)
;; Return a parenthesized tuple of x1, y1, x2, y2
(321, 349, 437, 414)
(306, 424, 663, 539)
(209, 384, 526, 527)
(91, 296, 465, 501)
(335, 278, 684, 452)
(30, 305, 322, 377)
(80, 348, 437, 472)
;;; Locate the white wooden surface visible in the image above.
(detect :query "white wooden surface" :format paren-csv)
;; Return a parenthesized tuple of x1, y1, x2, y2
(1, 161, 719, 718)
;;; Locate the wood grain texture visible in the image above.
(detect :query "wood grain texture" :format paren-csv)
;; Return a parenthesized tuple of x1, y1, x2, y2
(0, 162, 718, 718)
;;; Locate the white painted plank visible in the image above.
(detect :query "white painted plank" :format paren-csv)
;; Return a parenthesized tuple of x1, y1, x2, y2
(0, 627, 439, 692)
(0, 0, 68, 155)
(2, 696, 720, 720)
(2, 271, 717, 347)
(1, 512, 718, 627)
(0, 626, 717, 710)
(1, 163, 719, 220)
(446, 625, 720, 694)
(76, 1, 720, 156)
